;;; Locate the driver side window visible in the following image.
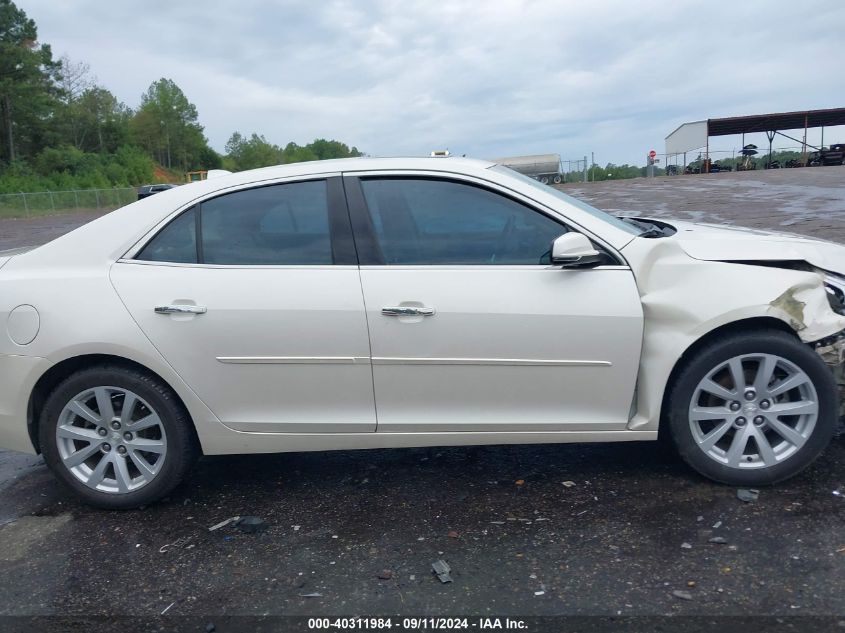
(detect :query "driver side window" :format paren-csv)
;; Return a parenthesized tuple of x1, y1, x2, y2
(359, 178, 566, 265)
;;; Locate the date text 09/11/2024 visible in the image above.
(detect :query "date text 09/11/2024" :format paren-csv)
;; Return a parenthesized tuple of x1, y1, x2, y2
(307, 617, 528, 630)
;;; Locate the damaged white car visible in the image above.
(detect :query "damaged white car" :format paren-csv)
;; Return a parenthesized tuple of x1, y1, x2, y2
(1, 157, 843, 508)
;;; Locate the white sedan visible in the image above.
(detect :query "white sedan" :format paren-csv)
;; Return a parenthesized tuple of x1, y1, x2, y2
(1, 157, 843, 508)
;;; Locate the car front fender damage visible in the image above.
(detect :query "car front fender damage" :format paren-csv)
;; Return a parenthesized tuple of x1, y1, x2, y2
(768, 281, 844, 342)
(623, 238, 845, 432)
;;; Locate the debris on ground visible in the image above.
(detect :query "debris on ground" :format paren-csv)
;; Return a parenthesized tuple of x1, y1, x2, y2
(834, 490, 843, 498)
(515, 479, 525, 486)
(534, 590, 545, 596)
(737, 489, 759, 503)
(205, 624, 216, 633)
(687, 581, 696, 588)
(161, 601, 176, 615)
(236, 516, 268, 534)
(208, 516, 239, 532)
(159, 536, 192, 553)
(299, 593, 323, 598)
(672, 590, 693, 601)
(712, 521, 722, 529)
(377, 569, 393, 580)
(562, 481, 576, 488)
(432, 559, 453, 583)
(681, 542, 692, 549)
(709, 537, 728, 544)
(448, 530, 460, 538)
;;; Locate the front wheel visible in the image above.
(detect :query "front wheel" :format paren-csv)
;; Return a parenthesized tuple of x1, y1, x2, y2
(666, 330, 838, 486)
(40, 365, 199, 509)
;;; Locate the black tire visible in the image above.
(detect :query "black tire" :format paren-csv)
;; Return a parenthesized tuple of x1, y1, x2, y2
(666, 330, 838, 486)
(39, 364, 199, 509)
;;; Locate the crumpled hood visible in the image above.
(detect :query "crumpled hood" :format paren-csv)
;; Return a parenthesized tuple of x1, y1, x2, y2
(646, 219, 845, 274)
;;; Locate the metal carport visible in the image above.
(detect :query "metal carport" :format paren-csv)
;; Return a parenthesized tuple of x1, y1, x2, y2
(666, 107, 845, 171)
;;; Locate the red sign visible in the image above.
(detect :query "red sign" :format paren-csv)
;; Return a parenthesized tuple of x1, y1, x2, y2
(648, 150, 657, 159)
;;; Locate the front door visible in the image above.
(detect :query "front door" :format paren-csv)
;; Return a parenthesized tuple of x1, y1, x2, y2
(111, 177, 376, 433)
(346, 175, 643, 432)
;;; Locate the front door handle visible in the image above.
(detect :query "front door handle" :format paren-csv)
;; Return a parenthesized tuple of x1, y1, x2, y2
(155, 305, 207, 315)
(382, 306, 436, 317)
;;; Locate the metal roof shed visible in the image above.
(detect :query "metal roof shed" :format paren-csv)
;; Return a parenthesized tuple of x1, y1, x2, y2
(666, 107, 845, 171)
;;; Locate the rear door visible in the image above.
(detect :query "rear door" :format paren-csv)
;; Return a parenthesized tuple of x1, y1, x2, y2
(111, 176, 376, 433)
(345, 173, 643, 433)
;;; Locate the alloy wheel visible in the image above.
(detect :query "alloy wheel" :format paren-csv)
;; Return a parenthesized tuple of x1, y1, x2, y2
(55, 386, 168, 493)
(688, 353, 818, 469)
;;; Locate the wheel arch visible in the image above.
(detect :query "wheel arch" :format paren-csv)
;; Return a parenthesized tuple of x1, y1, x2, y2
(658, 316, 797, 435)
(28, 353, 199, 454)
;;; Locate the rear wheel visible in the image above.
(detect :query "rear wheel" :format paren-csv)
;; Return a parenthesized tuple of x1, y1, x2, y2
(40, 365, 198, 509)
(666, 330, 837, 485)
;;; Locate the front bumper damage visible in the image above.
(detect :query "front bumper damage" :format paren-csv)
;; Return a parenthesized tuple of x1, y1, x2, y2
(813, 332, 845, 423)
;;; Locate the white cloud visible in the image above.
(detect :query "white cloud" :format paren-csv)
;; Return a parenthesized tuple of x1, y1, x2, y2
(22, 0, 845, 164)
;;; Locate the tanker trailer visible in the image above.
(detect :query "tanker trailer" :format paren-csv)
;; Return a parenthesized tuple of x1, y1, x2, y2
(493, 153, 563, 184)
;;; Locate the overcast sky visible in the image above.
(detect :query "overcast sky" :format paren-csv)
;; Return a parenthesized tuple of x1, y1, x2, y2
(22, 0, 845, 165)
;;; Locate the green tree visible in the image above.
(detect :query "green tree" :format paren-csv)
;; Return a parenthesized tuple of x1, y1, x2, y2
(77, 87, 132, 153)
(224, 132, 282, 170)
(131, 78, 211, 171)
(223, 134, 364, 171)
(0, 0, 60, 163)
(280, 141, 318, 164)
(307, 138, 362, 160)
(56, 55, 94, 149)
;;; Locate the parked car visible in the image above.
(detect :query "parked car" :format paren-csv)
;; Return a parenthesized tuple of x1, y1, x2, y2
(2, 157, 845, 508)
(822, 144, 845, 166)
(137, 183, 179, 200)
(808, 145, 845, 166)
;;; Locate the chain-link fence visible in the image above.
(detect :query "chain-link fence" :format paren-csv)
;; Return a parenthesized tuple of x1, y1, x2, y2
(0, 187, 137, 219)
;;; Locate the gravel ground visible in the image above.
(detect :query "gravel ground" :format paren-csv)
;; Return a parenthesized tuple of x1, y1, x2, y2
(0, 167, 843, 623)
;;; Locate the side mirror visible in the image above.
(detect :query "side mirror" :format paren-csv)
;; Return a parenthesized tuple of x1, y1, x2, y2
(551, 233, 603, 268)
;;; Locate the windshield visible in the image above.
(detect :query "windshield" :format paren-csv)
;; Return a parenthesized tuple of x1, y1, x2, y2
(490, 164, 641, 235)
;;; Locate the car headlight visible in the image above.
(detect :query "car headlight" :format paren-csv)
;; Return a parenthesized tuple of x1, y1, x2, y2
(823, 273, 845, 315)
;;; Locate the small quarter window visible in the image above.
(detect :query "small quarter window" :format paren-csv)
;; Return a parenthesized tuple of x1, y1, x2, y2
(136, 206, 197, 264)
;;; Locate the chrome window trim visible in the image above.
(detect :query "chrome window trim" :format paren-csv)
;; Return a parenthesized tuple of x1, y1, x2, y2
(115, 259, 359, 271)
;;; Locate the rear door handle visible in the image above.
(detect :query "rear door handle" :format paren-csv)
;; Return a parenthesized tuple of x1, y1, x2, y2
(382, 306, 435, 317)
(155, 305, 207, 315)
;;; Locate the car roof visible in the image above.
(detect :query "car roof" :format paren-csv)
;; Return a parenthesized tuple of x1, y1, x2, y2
(219, 156, 496, 182)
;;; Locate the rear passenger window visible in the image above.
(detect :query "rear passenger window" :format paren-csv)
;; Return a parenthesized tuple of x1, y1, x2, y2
(135, 180, 333, 265)
(136, 206, 197, 263)
(201, 180, 331, 265)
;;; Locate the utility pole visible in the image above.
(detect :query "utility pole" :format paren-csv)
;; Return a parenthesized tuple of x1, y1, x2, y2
(591, 152, 595, 182)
